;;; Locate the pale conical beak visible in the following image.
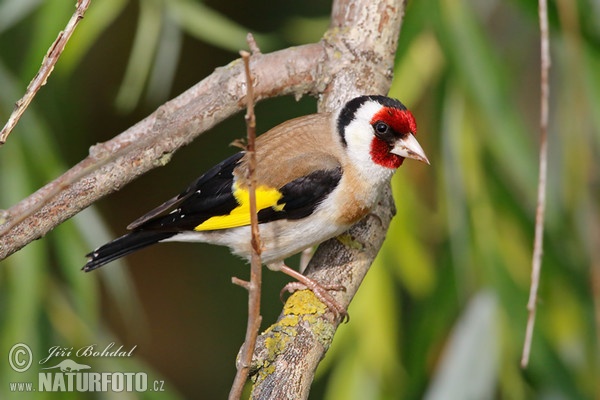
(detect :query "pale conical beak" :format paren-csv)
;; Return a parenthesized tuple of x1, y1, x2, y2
(390, 133, 430, 165)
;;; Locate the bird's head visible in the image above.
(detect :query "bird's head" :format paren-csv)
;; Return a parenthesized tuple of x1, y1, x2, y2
(337, 95, 429, 172)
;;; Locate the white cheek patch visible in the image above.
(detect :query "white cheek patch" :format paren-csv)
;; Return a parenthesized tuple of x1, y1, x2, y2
(341, 102, 396, 182)
(344, 122, 372, 164)
(342, 102, 382, 165)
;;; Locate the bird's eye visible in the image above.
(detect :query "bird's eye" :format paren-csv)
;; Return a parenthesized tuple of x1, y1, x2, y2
(375, 122, 389, 135)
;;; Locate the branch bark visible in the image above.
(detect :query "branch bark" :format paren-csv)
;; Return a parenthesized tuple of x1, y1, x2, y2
(0, 0, 406, 396)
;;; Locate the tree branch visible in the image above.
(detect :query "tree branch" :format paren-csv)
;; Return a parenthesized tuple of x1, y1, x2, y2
(0, 44, 327, 259)
(521, 0, 551, 368)
(0, 0, 92, 145)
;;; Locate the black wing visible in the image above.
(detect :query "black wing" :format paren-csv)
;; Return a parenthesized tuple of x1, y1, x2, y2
(128, 152, 244, 231)
(257, 167, 343, 223)
(130, 150, 342, 231)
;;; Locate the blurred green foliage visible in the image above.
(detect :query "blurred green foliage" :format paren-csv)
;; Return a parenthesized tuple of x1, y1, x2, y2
(0, 0, 598, 399)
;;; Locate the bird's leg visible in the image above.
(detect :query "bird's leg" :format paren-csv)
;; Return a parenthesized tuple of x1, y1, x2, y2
(271, 263, 348, 322)
(299, 247, 314, 273)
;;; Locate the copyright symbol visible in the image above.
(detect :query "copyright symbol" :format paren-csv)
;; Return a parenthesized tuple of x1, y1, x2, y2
(8, 343, 32, 372)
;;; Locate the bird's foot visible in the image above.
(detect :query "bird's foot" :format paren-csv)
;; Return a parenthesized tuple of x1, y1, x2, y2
(278, 264, 348, 322)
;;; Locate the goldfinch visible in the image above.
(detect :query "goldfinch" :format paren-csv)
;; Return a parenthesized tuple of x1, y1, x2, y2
(84, 95, 428, 317)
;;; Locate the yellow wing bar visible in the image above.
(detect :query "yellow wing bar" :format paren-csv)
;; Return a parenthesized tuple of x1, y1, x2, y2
(194, 183, 284, 231)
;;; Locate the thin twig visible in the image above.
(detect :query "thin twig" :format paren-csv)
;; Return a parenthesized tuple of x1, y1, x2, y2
(228, 50, 263, 400)
(246, 33, 261, 55)
(521, 0, 550, 368)
(0, 0, 92, 145)
(231, 277, 252, 291)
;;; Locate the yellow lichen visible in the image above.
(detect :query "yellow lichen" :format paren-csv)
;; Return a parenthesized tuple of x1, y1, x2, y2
(252, 362, 276, 384)
(310, 318, 336, 348)
(283, 290, 327, 317)
(153, 152, 173, 167)
(264, 332, 288, 358)
(253, 290, 339, 385)
(279, 314, 299, 327)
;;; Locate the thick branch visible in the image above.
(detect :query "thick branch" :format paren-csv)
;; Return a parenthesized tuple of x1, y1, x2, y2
(321, 0, 402, 109)
(0, 44, 326, 259)
(250, 187, 396, 399)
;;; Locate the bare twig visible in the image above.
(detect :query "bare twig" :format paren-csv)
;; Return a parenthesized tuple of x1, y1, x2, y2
(0, 0, 92, 145)
(521, 0, 550, 368)
(231, 276, 252, 291)
(246, 33, 261, 55)
(229, 50, 263, 400)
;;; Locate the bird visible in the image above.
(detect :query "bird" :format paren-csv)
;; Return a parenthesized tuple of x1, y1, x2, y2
(83, 95, 429, 319)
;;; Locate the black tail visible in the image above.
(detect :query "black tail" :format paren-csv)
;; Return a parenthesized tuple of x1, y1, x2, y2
(83, 231, 176, 272)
